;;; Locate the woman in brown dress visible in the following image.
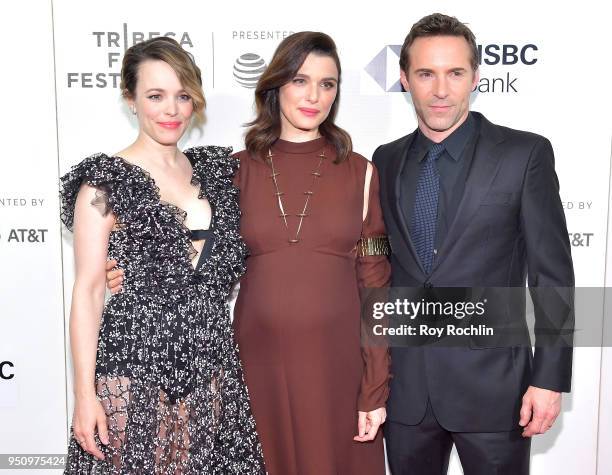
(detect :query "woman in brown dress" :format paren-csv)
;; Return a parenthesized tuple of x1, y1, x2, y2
(233, 32, 391, 474)
(107, 32, 391, 474)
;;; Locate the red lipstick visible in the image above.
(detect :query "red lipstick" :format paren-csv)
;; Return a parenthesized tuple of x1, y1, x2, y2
(158, 121, 182, 129)
(298, 108, 319, 117)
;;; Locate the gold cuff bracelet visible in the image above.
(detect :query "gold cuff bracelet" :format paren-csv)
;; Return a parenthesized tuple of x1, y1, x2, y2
(357, 236, 391, 257)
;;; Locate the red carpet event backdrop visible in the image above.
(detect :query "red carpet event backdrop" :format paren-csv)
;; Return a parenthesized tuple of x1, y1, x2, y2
(0, 0, 611, 473)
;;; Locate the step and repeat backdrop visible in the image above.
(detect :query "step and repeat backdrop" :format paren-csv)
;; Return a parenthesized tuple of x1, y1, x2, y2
(1, 0, 611, 473)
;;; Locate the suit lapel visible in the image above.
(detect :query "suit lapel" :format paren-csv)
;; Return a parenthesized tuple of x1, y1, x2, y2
(391, 132, 426, 275)
(431, 114, 506, 272)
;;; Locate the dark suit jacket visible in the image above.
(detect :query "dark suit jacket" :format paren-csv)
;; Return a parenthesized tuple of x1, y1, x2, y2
(373, 112, 574, 432)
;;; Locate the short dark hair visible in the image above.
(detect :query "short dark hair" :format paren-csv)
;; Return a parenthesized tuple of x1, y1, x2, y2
(399, 13, 479, 72)
(245, 31, 352, 164)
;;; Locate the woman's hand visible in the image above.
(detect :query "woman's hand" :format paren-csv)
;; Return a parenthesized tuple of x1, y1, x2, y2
(72, 393, 109, 460)
(353, 407, 386, 442)
(105, 259, 124, 294)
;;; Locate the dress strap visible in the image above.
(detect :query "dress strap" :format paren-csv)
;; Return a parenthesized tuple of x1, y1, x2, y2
(188, 229, 215, 273)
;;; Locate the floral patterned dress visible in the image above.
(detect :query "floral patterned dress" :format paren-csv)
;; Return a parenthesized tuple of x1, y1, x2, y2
(60, 146, 265, 474)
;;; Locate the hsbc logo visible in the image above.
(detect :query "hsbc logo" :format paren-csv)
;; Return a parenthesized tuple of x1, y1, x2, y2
(0, 361, 14, 380)
(365, 43, 539, 94)
(364, 45, 403, 92)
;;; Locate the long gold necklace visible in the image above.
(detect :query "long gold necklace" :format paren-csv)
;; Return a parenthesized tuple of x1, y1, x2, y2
(267, 148, 326, 244)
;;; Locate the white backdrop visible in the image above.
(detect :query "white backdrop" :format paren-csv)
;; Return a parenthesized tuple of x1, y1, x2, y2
(1, 0, 611, 473)
(0, 2, 68, 474)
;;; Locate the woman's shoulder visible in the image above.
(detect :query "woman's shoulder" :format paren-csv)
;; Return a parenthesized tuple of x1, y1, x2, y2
(344, 150, 376, 173)
(347, 150, 369, 163)
(59, 153, 133, 230)
(61, 152, 131, 186)
(184, 145, 238, 166)
(232, 149, 251, 161)
(184, 145, 242, 191)
(184, 145, 234, 161)
(232, 148, 262, 169)
(68, 151, 119, 168)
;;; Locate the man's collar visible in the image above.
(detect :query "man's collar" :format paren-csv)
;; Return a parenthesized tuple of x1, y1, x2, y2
(415, 112, 476, 162)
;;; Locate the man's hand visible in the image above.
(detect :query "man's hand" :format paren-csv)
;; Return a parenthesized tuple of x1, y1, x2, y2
(105, 259, 124, 294)
(519, 385, 562, 437)
(354, 407, 386, 442)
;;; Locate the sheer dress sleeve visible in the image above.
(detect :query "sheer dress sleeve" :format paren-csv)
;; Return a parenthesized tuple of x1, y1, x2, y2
(60, 154, 124, 231)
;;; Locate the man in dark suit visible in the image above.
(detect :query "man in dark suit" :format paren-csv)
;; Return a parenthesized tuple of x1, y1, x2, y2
(373, 13, 574, 475)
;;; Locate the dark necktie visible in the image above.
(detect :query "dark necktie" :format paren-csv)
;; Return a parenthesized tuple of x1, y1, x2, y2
(411, 142, 445, 274)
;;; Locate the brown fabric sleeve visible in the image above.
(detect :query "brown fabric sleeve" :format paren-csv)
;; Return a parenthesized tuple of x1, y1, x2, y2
(357, 163, 392, 412)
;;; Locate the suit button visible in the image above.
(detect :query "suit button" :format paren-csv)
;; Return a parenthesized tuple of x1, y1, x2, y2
(424, 282, 433, 288)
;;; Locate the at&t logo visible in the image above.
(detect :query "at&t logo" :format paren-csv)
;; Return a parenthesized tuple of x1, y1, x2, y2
(233, 53, 267, 88)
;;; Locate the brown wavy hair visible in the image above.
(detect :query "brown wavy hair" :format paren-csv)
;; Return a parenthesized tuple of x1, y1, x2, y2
(120, 36, 206, 123)
(245, 31, 352, 164)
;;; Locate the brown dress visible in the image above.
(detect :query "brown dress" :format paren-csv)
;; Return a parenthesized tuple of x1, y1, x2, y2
(233, 137, 391, 475)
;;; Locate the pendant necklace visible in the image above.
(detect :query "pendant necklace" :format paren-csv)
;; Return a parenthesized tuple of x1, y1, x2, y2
(267, 147, 326, 244)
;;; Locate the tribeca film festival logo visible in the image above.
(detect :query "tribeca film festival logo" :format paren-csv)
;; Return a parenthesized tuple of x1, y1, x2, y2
(365, 43, 538, 93)
(67, 24, 194, 89)
(233, 53, 267, 88)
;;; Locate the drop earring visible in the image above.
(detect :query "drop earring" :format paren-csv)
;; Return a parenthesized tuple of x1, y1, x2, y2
(131, 105, 136, 115)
